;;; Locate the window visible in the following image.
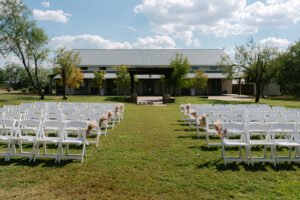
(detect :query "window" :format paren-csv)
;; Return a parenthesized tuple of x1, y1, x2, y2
(80, 67, 88, 70)
(191, 66, 199, 71)
(99, 67, 106, 70)
(209, 66, 218, 71)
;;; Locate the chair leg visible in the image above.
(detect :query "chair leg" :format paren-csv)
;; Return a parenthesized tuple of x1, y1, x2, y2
(81, 143, 86, 163)
(249, 146, 253, 166)
(245, 146, 249, 166)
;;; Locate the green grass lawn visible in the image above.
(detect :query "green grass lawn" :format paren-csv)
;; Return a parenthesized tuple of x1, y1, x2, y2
(1, 95, 300, 199)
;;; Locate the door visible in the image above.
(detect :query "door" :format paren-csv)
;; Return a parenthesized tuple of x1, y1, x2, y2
(142, 80, 155, 96)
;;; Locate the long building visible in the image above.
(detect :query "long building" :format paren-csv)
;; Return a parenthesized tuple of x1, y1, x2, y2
(54, 49, 234, 96)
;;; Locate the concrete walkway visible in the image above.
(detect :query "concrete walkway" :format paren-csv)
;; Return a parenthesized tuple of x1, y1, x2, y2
(137, 96, 165, 105)
(208, 94, 254, 101)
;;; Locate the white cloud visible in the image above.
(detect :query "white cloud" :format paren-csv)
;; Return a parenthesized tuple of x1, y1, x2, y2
(135, 0, 300, 42)
(127, 26, 136, 31)
(41, 1, 50, 8)
(259, 37, 291, 49)
(33, 9, 71, 23)
(49, 34, 176, 49)
(133, 35, 176, 49)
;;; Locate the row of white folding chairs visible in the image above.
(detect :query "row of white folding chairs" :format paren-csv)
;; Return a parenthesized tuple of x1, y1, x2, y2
(0, 119, 89, 163)
(195, 115, 300, 140)
(219, 123, 300, 166)
(0, 111, 112, 136)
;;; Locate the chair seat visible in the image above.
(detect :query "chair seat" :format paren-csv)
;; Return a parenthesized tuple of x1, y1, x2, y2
(275, 142, 300, 147)
(36, 137, 60, 143)
(16, 136, 37, 142)
(249, 140, 273, 146)
(0, 136, 11, 141)
(60, 139, 84, 144)
(223, 139, 247, 146)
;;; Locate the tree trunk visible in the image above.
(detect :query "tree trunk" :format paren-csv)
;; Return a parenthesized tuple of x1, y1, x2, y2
(62, 70, 67, 100)
(261, 86, 264, 98)
(255, 83, 261, 103)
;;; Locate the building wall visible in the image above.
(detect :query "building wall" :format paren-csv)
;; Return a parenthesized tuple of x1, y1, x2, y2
(222, 80, 232, 94)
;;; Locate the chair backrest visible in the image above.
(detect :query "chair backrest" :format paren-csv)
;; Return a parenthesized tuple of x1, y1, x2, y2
(64, 121, 88, 138)
(45, 110, 62, 115)
(246, 115, 265, 123)
(62, 109, 76, 115)
(81, 115, 99, 122)
(41, 121, 65, 139)
(20, 103, 33, 109)
(45, 114, 64, 121)
(246, 123, 270, 142)
(4, 113, 22, 120)
(25, 113, 43, 121)
(0, 119, 16, 136)
(227, 115, 245, 123)
(63, 114, 81, 121)
(18, 120, 41, 138)
(222, 123, 245, 138)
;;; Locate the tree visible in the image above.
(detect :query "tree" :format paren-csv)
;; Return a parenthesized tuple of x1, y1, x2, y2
(114, 64, 130, 95)
(190, 70, 208, 90)
(54, 47, 82, 100)
(0, 0, 49, 99)
(221, 38, 278, 102)
(0, 68, 4, 85)
(170, 53, 191, 95)
(274, 40, 300, 96)
(92, 70, 106, 95)
(4, 63, 31, 90)
(65, 68, 84, 94)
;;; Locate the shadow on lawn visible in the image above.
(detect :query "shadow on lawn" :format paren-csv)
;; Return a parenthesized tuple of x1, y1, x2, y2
(0, 158, 73, 168)
(104, 96, 128, 102)
(197, 159, 300, 172)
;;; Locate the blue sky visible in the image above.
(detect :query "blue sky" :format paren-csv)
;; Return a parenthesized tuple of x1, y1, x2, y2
(20, 0, 300, 54)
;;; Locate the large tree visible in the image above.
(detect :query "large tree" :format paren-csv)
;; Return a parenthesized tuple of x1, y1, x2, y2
(170, 53, 191, 95)
(92, 70, 106, 95)
(54, 47, 82, 100)
(0, 0, 49, 99)
(221, 38, 278, 102)
(274, 40, 300, 96)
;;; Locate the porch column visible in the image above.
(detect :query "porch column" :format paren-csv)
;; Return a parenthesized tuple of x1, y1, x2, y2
(130, 73, 134, 95)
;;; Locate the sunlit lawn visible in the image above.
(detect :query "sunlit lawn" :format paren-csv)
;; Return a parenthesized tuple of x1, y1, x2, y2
(0, 95, 300, 199)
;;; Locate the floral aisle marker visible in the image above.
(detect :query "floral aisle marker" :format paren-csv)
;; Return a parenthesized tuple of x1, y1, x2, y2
(87, 121, 97, 136)
(213, 121, 228, 138)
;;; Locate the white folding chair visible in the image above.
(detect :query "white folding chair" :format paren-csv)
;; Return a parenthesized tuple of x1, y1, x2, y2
(34, 121, 65, 161)
(205, 117, 226, 147)
(0, 119, 16, 161)
(45, 114, 64, 121)
(221, 123, 249, 166)
(81, 115, 102, 147)
(57, 121, 88, 163)
(7, 120, 41, 161)
(246, 123, 276, 166)
(270, 123, 300, 164)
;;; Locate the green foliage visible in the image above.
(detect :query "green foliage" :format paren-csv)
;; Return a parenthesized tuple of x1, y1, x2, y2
(3, 63, 31, 90)
(170, 53, 191, 90)
(221, 38, 278, 102)
(190, 70, 208, 89)
(114, 64, 130, 90)
(0, 0, 49, 99)
(92, 70, 106, 90)
(54, 47, 82, 99)
(274, 40, 300, 96)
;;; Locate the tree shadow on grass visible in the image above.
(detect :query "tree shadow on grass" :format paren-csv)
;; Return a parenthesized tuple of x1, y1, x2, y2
(104, 96, 128, 102)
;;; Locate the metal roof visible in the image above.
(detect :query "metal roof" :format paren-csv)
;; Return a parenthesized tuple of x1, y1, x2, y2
(73, 49, 230, 66)
(55, 73, 228, 80)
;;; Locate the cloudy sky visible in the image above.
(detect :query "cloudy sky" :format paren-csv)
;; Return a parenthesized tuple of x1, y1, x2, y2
(22, 0, 300, 54)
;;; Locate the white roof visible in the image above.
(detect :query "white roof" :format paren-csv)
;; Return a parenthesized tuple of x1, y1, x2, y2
(73, 49, 230, 66)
